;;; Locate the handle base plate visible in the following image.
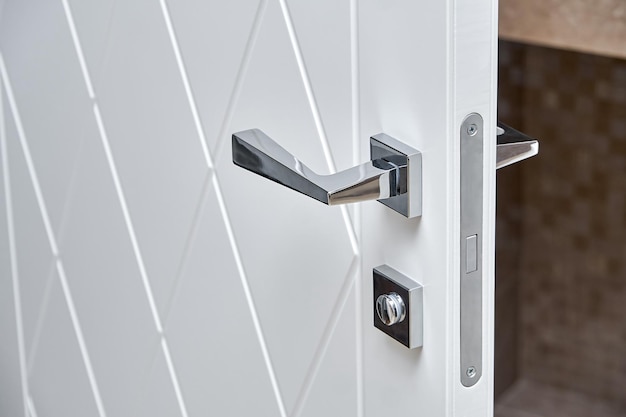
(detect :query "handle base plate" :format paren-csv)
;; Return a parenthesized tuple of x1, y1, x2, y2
(370, 134, 422, 218)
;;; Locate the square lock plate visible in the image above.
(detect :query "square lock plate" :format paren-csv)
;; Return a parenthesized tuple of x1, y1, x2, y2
(373, 265, 423, 349)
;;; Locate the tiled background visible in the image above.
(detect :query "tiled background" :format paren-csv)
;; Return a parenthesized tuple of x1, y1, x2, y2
(495, 40, 626, 414)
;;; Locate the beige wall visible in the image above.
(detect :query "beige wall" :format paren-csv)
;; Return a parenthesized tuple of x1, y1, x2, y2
(500, 0, 626, 59)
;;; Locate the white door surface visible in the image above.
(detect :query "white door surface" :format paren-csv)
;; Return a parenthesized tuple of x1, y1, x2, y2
(0, 0, 498, 416)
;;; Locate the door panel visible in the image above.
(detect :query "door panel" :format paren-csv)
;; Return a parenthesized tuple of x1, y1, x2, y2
(0, 1, 497, 417)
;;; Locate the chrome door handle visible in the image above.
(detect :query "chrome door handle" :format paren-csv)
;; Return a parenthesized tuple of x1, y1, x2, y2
(496, 122, 538, 169)
(232, 129, 422, 218)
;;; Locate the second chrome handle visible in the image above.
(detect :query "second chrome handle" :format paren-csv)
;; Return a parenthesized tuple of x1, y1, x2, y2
(232, 129, 422, 218)
(496, 122, 539, 169)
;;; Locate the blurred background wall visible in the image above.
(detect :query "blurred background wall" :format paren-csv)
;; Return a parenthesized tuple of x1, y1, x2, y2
(494, 35, 626, 417)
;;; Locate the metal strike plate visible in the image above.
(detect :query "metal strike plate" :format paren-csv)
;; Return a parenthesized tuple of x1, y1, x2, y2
(373, 265, 423, 349)
(460, 114, 483, 387)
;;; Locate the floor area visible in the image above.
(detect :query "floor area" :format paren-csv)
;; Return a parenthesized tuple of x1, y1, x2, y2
(495, 379, 626, 417)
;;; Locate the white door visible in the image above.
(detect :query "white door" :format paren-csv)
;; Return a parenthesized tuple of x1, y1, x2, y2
(0, 0, 498, 416)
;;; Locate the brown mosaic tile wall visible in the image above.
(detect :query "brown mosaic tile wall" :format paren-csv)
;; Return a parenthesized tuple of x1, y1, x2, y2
(494, 41, 526, 398)
(496, 40, 626, 406)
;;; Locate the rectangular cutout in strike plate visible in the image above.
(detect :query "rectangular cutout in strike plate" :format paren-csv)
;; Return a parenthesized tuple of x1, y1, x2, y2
(460, 113, 483, 387)
(466, 235, 477, 273)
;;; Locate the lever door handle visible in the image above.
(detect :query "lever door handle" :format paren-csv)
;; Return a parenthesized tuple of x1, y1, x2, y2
(232, 129, 422, 218)
(496, 122, 539, 169)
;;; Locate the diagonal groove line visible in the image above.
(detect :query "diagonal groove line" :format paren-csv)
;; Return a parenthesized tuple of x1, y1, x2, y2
(0, 61, 57, 256)
(0, 71, 30, 417)
(26, 262, 57, 373)
(277, 0, 359, 255)
(341, 206, 359, 256)
(61, 0, 94, 100)
(56, 261, 107, 415)
(159, 1, 287, 416)
(159, 0, 212, 169)
(277, 0, 336, 174)
(210, 0, 268, 165)
(160, 338, 189, 417)
(26, 395, 38, 417)
(290, 256, 360, 417)
(54, 109, 89, 247)
(0, 52, 107, 417)
(92, 105, 163, 335)
(161, 169, 213, 325)
(212, 173, 288, 417)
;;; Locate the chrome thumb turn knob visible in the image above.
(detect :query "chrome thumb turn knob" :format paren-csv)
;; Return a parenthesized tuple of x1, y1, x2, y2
(376, 292, 406, 326)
